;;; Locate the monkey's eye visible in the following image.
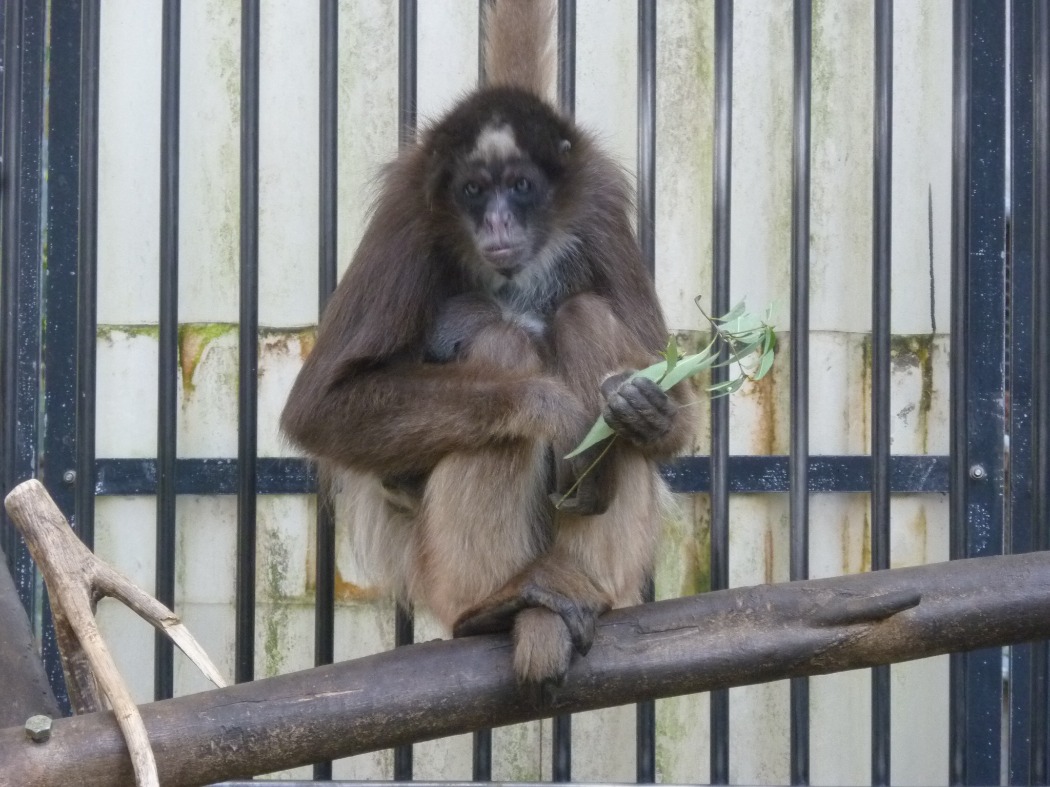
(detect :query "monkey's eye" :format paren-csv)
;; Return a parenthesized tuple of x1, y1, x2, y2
(463, 181, 482, 198)
(512, 177, 532, 194)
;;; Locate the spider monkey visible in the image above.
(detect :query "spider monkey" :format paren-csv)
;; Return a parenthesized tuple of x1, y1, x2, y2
(281, 0, 695, 693)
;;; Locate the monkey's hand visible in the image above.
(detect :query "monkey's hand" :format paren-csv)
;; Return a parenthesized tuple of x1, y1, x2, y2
(600, 371, 675, 449)
(549, 442, 611, 515)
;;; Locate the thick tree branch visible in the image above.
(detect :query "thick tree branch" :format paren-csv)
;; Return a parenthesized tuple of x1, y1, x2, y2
(1, 549, 1048, 786)
(0, 545, 60, 726)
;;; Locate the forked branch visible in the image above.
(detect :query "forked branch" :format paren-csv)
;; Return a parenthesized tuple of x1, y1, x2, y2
(3, 479, 227, 787)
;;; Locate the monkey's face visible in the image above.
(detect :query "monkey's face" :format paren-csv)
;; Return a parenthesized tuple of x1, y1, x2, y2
(451, 126, 554, 279)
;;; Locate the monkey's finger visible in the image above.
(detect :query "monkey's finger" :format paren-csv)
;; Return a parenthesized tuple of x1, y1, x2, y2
(599, 370, 633, 399)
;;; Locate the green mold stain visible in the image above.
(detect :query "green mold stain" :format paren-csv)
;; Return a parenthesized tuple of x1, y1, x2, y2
(97, 324, 161, 342)
(178, 323, 237, 394)
(262, 525, 291, 679)
(891, 334, 936, 453)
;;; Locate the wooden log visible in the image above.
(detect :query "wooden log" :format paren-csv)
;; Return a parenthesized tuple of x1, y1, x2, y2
(1, 550, 1048, 787)
(0, 546, 60, 726)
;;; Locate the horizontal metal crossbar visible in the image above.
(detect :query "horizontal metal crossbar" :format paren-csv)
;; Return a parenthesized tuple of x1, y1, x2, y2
(91, 455, 949, 497)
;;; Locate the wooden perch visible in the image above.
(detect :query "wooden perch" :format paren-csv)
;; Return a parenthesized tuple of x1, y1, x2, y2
(3, 479, 227, 787)
(2, 547, 1049, 787)
(0, 545, 60, 726)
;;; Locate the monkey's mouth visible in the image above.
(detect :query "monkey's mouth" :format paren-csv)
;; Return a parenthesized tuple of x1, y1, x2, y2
(483, 244, 525, 274)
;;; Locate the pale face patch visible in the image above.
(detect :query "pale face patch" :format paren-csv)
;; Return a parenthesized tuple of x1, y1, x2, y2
(470, 124, 521, 164)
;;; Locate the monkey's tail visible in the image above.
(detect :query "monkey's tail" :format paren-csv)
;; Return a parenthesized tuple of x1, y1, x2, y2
(483, 0, 555, 98)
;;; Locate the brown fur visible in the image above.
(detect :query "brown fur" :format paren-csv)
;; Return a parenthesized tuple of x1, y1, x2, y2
(280, 0, 695, 691)
(483, 0, 555, 97)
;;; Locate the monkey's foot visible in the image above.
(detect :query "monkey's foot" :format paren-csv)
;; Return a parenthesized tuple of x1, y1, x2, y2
(453, 582, 606, 657)
(512, 607, 574, 703)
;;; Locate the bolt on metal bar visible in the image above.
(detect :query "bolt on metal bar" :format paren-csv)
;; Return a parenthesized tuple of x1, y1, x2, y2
(395, 1, 417, 780)
(635, 4, 657, 782)
(870, 1, 892, 784)
(709, 1, 733, 783)
(155, 0, 181, 704)
(235, 0, 261, 686)
(789, 0, 812, 782)
(314, 0, 339, 780)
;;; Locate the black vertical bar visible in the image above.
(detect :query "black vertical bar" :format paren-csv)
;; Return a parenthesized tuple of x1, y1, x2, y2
(871, 2, 892, 784)
(710, 1, 732, 784)
(1008, 1, 1035, 781)
(635, 4, 657, 783)
(478, 0, 491, 87)
(75, 0, 101, 552)
(395, 1, 416, 780)
(949, 4, 971, 781)
(552, 714, 572, 782)
(557, 0, 575, 116)
(549, 5, 578, 776)
(313, 1, 338, 780)
(155, 0, 181, 704)
(1, 0, 45, 607)
(472, 5, 494, 779)
(950, 2, 1007, 783)
(42, 0, 85, 712)
(2, 0, 48, 700)
(1029, 0, 1050, 781)
(789, 0, 811, 783)
(235, 0, 261, 687)
(636, 0, 656, 281)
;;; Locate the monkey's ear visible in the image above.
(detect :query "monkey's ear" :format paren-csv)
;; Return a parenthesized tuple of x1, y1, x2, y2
(559, 139, 572, 156)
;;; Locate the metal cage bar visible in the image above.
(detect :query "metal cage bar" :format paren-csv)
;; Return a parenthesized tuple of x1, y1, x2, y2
(314, 1, 339, 780)
(395, 1, 418, 780)
(1028, 0, 1050, 780)
(789, 0, 812, 782)
(75, 0, 101, 552)
(870, 1, 893, 783)
(950, 2, 1008, 783)
(709, 1, 733, 783)
(635, 3, 657, 783)
(155, 0, 181, 704)
(235, 0, 261, 687)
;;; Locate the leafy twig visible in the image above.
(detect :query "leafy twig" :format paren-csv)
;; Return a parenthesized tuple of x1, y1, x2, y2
(564, 300, 777, 461)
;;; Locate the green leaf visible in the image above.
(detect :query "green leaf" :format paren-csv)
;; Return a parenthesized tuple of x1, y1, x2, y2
(662, 335, 679, 373)
(634, 357, 670, 384)
(714, 300, 747, 325)
(659, 341, 717, 390)
(754, 347, 775, 380)
(709, 376, 745, 397)
(564, 417, 615, 459)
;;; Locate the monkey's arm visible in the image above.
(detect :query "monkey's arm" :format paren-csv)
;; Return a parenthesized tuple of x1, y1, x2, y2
(281, 361, 585, 478)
